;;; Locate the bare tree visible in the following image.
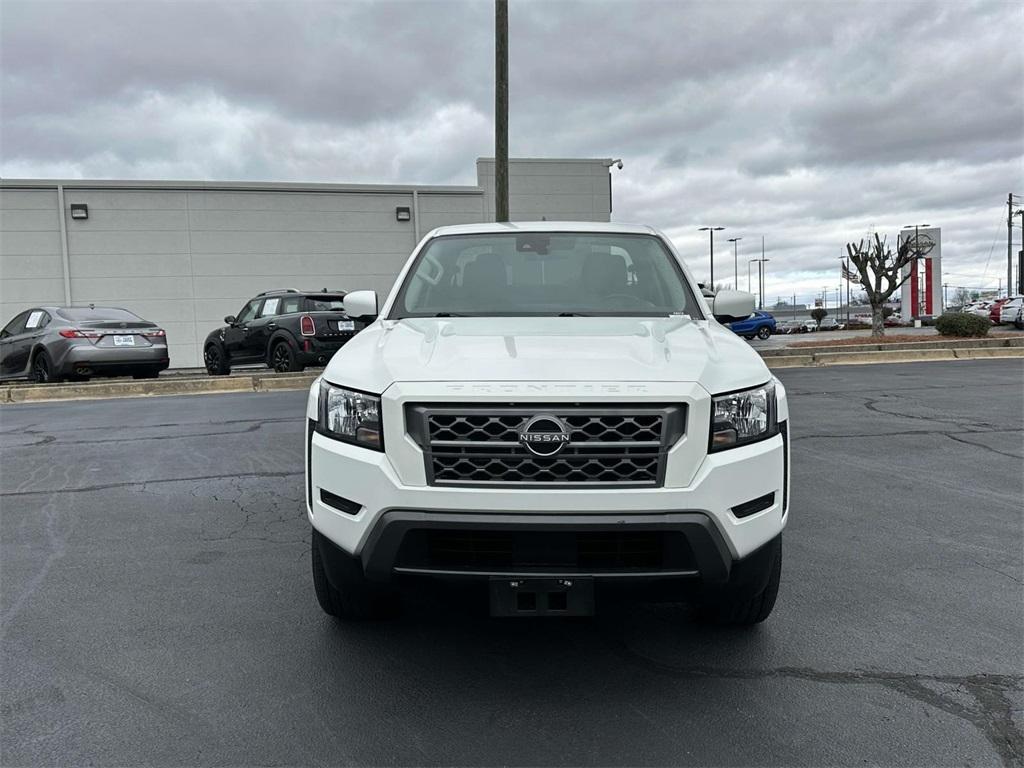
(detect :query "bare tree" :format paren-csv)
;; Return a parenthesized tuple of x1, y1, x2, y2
(952, 287, 973, 307)
(845, 233, 934, 337)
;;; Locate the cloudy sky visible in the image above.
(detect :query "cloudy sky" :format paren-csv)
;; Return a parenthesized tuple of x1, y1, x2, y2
(2, 0, 1022, 304)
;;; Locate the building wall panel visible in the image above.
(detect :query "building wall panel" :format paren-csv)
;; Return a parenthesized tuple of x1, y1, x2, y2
(1, 164, 605, 369)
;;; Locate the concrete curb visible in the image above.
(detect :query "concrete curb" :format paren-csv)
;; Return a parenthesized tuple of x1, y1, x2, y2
(3, 346, 1022, 404)
(764, 346, 1024, 369)
(761, 335, 1024, 357)
(1, 372, 319, 404)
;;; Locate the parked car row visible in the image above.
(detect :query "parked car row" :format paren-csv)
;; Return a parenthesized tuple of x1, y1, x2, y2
(960, 297, 1023, 327)
(0, 288, 365, 383)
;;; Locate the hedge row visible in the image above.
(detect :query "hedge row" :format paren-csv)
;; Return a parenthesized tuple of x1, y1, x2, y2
(934, 313, 990, 337)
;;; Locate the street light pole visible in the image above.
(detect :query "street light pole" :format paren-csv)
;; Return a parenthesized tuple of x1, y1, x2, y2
(698, 226, 725, 287)
(494, 0, 509, 223)
(727, 237, 742, 290)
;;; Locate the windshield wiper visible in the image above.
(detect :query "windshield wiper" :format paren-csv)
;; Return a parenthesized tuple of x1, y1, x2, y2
(432, 312, 470, 317)
(557, 311, 591, 317)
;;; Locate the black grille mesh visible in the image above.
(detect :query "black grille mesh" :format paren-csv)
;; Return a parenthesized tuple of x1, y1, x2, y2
(408, 404, 684, 487)
(432, 453, 661, 484)
(427, 413, 663, 443)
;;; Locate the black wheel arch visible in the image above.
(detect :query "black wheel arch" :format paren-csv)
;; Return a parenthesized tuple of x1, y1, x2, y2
(29, 344, 51, 368)
(266, 329, 301, 364)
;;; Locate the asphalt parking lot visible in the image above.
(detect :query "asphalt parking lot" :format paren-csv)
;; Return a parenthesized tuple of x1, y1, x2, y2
(1, 359, 1021, 767)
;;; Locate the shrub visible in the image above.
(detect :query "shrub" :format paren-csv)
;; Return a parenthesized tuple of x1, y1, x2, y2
(810, 307, 828, 325)
(935, 313, 990, 337)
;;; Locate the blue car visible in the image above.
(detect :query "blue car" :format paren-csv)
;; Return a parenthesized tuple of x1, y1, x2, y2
(728, 310, 776, 340)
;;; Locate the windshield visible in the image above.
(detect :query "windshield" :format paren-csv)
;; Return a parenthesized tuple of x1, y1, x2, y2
(390, 232, 701, 319)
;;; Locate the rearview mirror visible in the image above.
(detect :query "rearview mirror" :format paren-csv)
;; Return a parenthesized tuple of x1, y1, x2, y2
(343, 290, 378, 321)
(224, 315, 236, 325)
(712, 290, 755, 323)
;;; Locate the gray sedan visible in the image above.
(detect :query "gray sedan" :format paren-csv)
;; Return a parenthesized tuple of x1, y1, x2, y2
(0, 306, 169, 383)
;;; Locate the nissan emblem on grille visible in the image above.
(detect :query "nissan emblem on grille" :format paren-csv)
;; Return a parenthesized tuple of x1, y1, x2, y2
(518, 414, 571, 457)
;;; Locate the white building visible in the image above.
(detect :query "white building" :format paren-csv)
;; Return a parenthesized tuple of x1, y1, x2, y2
(0, 158, 613, 368)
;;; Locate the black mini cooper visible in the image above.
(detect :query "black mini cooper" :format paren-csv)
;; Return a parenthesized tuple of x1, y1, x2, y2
(203, 290, 363, 375)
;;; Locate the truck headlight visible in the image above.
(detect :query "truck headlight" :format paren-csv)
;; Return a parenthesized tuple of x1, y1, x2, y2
(317, 382, 383, 451)
(709, 383, 778, 452)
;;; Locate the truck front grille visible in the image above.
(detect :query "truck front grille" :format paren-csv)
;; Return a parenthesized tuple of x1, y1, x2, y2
(406, 404, 686, 487)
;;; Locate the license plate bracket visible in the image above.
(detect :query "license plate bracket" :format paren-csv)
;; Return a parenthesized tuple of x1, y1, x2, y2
(489, 577, 594, 617)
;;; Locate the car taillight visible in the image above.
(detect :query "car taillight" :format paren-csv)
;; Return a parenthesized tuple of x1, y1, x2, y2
(58, 329, 102, 340)
(300, 315, 315, 336)
(144, 329, 166, 340)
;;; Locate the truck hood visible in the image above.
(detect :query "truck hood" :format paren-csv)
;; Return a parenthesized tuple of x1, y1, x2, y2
(323, 317, 771, 395)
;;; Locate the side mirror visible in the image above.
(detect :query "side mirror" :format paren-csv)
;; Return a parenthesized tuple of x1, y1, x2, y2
(224, 315, 236, 325)
(712, 290, 755, 323)
(343, 290, 379, 321)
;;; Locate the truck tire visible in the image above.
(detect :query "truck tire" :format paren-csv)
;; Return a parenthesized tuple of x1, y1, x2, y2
(695, 534, 781, 626)
(311, 528, 398, 620)
(204, 343, 231, 376)
(757, 326, 772, 340)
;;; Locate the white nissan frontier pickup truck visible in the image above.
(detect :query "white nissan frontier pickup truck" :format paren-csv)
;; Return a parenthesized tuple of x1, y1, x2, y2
(305, 222, 789, 624)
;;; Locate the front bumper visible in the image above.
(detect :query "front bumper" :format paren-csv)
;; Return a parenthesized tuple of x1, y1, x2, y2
(307, 380, 790, 583)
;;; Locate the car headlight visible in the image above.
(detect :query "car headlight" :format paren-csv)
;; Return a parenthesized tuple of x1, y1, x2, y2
(317, 382, 383, 451)
(709, 383, 778, 452)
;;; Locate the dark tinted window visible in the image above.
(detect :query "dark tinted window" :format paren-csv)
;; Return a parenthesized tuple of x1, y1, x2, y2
(1, 311, 30, 337)
(305, 295, 346, 311)
(57, 307, 143, 322)
(280, 296, 302, 314)
(236, 300, 261, 324)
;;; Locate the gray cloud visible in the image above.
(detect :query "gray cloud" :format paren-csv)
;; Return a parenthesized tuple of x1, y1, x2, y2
(1, 0, 1021, 302)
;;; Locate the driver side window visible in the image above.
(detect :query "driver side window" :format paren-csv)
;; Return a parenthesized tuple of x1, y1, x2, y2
(1, 311, 30, 339)
(236, 300, 261, 324)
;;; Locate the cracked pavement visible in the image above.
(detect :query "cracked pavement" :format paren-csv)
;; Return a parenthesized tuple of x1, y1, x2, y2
(1, 359, 1021, 766)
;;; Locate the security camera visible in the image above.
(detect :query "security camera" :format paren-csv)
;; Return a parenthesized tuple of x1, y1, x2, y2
(614, 159, 623, 170)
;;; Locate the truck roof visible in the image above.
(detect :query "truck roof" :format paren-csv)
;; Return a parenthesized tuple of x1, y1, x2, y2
(425, 221, 660, 238)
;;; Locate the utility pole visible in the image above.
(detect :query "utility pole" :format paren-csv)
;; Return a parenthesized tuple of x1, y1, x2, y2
(750, 253, 769, 310)
(1008, 193, 1015, 299)
(494, 0, 509, 223)
(699, 227, 725, 287)
(1016, 205, 1024, 296)
(728, 237, 742, 289)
